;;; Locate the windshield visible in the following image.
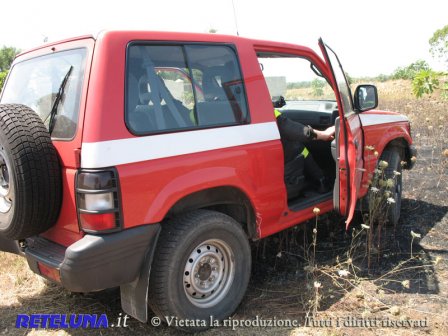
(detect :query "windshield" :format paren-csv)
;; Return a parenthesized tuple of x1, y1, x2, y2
(1, 48, 87, 139)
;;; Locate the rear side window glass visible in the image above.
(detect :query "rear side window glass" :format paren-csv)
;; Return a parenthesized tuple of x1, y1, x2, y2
(126, 44, 248, 135)
(1, 48, 87, 139)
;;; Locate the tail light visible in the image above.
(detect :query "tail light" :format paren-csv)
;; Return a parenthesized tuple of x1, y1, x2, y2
(76, 169, 122, 233)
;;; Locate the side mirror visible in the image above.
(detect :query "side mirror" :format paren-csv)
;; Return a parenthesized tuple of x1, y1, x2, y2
(354, 84, 378, 112)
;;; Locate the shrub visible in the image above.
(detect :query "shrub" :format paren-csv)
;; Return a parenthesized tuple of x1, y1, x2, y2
(392, 60, 430, 80)
(0, 70, 8, 92)
(412, 69, 440, 98)
(311, 78, 325, 97)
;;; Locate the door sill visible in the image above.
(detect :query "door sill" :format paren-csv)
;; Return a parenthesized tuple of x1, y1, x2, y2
(288, 191, 332, 212)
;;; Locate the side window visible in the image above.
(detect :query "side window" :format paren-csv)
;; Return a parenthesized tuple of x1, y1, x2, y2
(126, 45, 194, 134)
(126, 44, 248, 135)
(186, 45, 248, 127)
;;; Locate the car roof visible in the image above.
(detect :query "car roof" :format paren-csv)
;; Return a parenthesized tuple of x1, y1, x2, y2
(18, 30, 315, 57)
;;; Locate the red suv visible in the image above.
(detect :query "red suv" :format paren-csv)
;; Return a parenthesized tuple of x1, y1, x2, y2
(0, 31, 415, 330)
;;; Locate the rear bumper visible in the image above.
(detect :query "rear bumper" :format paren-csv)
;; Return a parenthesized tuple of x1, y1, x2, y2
(25, 224, 160, 292)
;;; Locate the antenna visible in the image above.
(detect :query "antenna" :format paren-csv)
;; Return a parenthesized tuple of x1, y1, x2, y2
(231, 0, 240, 36)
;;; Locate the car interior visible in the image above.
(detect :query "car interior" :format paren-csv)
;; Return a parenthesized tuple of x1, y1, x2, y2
(279, 101, 338, 209)
(257, 53, 338, 210)
(273, 97, 338, 210)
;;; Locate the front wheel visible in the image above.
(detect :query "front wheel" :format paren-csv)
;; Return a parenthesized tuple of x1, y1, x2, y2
(381, 148, 403, 226)
(148, 210, 251, 331)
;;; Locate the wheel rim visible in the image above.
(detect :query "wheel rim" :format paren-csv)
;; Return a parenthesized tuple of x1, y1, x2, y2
(183, 239, 235, 308)
(0, 149, 13, 214)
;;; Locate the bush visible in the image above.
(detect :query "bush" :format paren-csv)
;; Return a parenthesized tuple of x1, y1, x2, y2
(287, 81, 311, 89)
(392, 60, 430, 80)
(376, 74, 391, 82)
(0, 70, 8, 92)
(311, 79, 325, 97)
(412, 69, 440, 98)
(441, 81, 448, 100)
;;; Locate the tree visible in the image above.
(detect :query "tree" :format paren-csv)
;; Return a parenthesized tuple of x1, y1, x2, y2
(429, 24, 448, 65)
(0, 46, 20, 92)
(0, 46, 20, 72)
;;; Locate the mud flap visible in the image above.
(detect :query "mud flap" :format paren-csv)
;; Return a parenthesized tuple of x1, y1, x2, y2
(120, 225, 161, 322)
(0, 235, 22, 255)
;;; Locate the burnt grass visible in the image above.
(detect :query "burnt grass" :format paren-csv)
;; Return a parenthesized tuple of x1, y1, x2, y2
(0, 82, 447, 335)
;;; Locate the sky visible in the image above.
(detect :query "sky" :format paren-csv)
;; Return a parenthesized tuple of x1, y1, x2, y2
(1, 0, 447, 77)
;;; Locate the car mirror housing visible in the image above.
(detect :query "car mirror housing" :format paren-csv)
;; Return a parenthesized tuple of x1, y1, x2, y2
(354, 84, 378, 112)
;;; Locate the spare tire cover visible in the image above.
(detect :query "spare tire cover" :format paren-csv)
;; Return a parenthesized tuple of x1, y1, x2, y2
(0, 104, 62, 240)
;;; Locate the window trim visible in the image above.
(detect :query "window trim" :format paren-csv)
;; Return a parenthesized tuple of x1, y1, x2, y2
(124, 41, 251, 137)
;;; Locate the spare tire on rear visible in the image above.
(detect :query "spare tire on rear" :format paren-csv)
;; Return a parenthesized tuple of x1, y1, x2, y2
(0, 104, 62, 240)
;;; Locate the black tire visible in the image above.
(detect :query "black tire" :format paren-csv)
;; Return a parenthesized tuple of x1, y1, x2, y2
(0, 104, 62, 239)
(148, 210, 251, 332)
(380, 148, 403, 227)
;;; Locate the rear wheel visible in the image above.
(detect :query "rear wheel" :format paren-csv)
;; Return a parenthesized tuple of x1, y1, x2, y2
(148, 210, 251, 331)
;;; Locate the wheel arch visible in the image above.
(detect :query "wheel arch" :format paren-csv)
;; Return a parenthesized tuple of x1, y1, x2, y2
(383, 137, 416, 169)
(383, 137, 406, 155)
(166, 186, 258, 240)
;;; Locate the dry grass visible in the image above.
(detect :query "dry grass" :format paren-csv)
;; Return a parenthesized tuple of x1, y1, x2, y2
(1, 80, 447, 335)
